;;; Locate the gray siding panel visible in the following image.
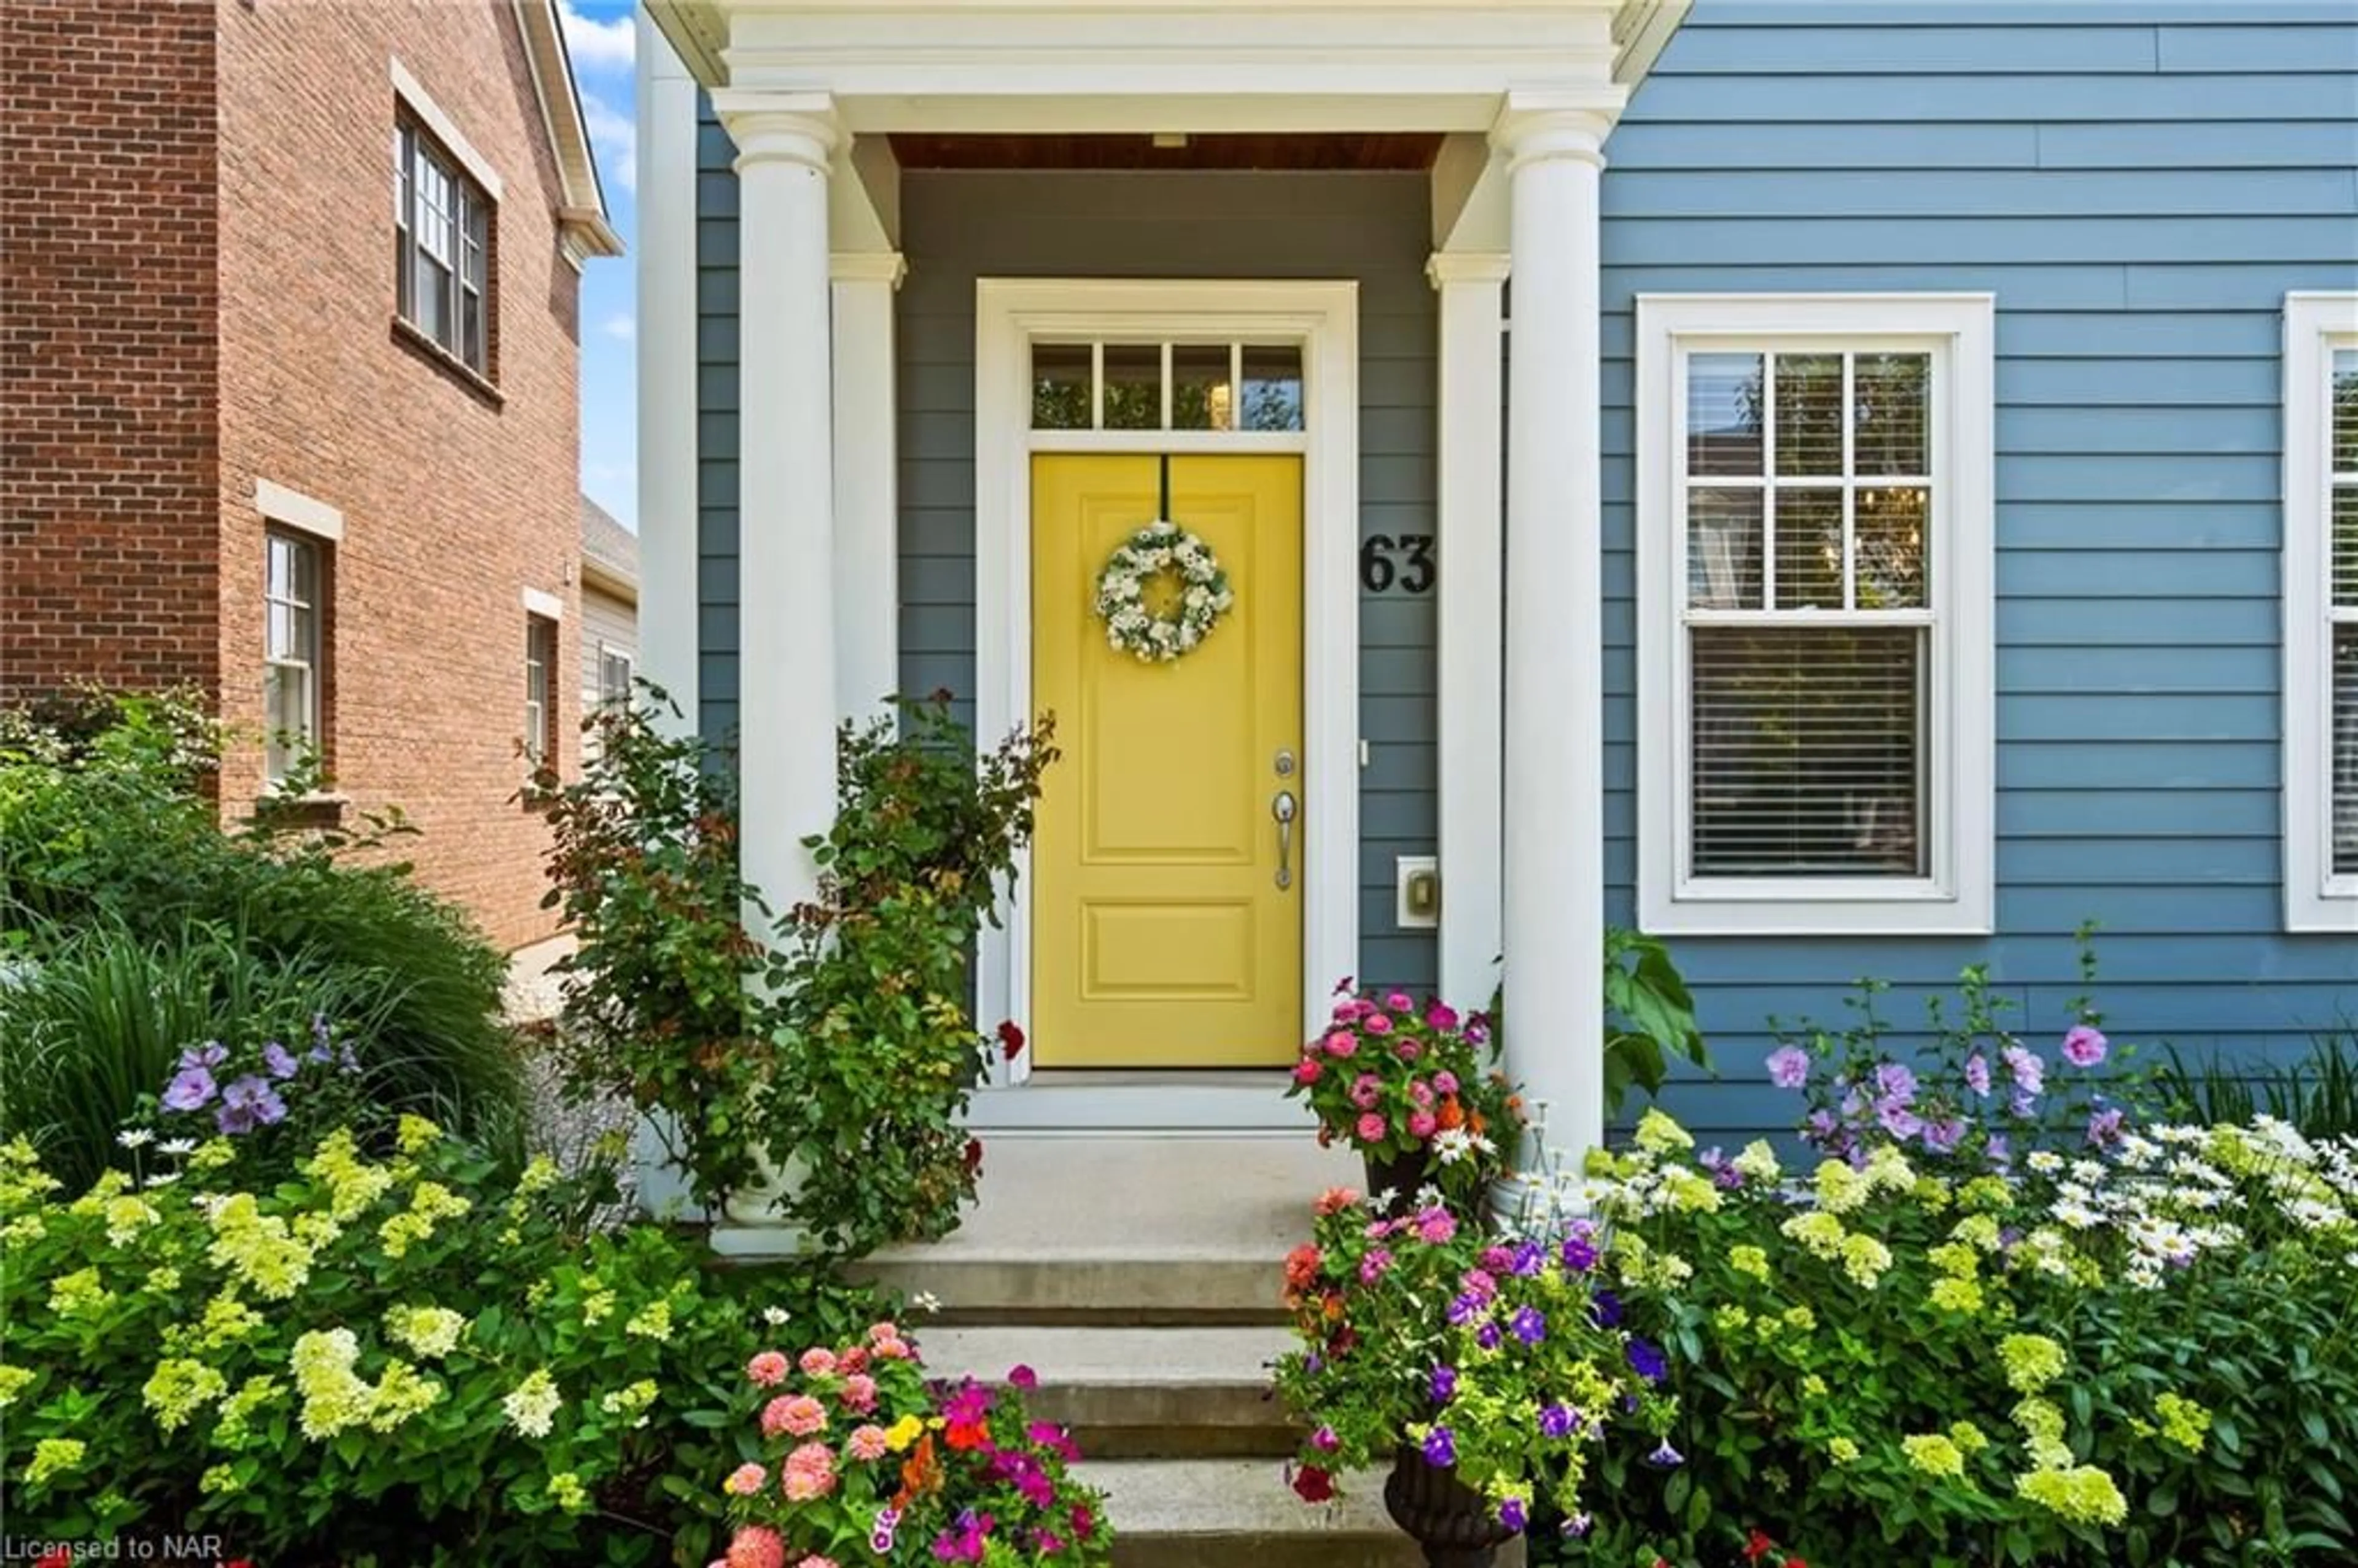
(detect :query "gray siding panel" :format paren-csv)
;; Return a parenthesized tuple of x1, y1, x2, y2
(1608, 0, 2358, 1138)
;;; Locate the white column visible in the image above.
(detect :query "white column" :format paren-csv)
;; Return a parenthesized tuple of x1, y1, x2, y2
(830, 251, 906, 723)
(1493, 100, 1614, 1172)
(632, 10, 700, 734)
(1428, 251, 1509, 1012)
(713, 91, 841, 925)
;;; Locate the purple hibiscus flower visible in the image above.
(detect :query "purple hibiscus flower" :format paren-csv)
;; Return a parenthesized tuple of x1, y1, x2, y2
(1765, 1046, 1811, 1090)
(214, 1074, 287, 1136)
(1964, 1053, 1992, 1097)
(2001, 1045, 2046, 1096)
(2086, 1106, 2125, 1147)
(261, 1041, 300, 1081)
(1921, 1117, 1969, 1154)
(161, 1066, 217, 1112)
(2061, 1025, 2109, 1068)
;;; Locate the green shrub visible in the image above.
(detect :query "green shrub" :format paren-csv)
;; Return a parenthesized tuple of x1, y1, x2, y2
(2150, 1025, 2358, 1141)
(0, 694, 523, 1171)
(0, 1120, 885, 1565)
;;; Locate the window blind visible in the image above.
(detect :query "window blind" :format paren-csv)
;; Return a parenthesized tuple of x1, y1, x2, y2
(2333, 349, 2357, 874)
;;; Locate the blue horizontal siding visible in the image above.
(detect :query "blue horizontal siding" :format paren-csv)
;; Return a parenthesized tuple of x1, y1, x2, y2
(1610, 0, 2358, 1139)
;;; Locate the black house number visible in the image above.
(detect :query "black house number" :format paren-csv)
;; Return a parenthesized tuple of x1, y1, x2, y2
(1360, 534, 1435, 595)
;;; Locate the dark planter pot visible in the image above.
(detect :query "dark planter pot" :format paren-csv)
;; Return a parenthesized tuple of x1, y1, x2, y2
(1383, 1446, 1519, 1568)
(1362, 1146, 1434, 1206)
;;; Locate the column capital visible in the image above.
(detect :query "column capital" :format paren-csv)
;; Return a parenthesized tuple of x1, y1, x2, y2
(831, 250, 909, 289)
(1490, 91, 1622, 173)
(1426, 251, 1511, 290)
(710, 89, 841, 176)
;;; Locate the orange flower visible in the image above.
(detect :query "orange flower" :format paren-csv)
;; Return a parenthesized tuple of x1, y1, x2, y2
(893, 1434, 940, 1508)
(1436, 1098, 1466, 1131)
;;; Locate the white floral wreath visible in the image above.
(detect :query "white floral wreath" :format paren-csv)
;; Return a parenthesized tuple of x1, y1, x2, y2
(1092, 520, 1235, 664)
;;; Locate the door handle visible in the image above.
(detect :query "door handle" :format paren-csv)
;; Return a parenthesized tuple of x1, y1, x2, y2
(1272, 790, 1298, 891)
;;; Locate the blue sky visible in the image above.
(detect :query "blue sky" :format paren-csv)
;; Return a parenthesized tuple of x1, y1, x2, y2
(561, 1, 640, 529)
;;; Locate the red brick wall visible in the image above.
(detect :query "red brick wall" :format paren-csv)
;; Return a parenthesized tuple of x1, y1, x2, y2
(216, 0, 585, 948)
(1, 1, 222, 701)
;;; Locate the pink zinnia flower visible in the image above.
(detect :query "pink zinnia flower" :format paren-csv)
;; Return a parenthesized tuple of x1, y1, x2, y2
(1349, 1073, 1381, 1110)
(1359, 1248, 1393, 1283)
(871, 1335, 912, 1361)
(2061, 1025, 2109, 1068)
(1407, 1111, 1438, 1139)
(1356, 1112, 1387, 1143)
(836, 1346, 870, 1375)
(1434, 1070, 1459, 1096)
(1315, 1186, 1360, 1216)
(746, 1351, 790, 1387)
(1363, 1014, 1393, 1036)
(1396, 1041, 1421, 1062)
(800, 1558, 841, 1568)
(1387, 991, 1414, 1012)
(799, 1348, 838, 1376)
(846, 1424, 890, 1461)
(1408, 1080, 1434, 1109)
(840, 1373, 877, 1413)
(724, 1462, 769, 1496)
(1417, 1209, 1457, 1245)
(1292, 1058, 1322, 1085)
(1324, 1030, 1358, 1058)
(781, 1441, 837, 1500)
(762, 1394, 828, 1438)
(865, 1321, 900, 1344)
(725, 1527, 787, 1568)
(1426, 1002, 1459, 1031)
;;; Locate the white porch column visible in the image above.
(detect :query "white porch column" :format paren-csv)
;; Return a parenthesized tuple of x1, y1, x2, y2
(714, 91, 841, 923)
(830, 251, 906, 722)
(1428, 252, 1509, 1012)
(1493, 99, 1614, 1170)
(633, 10, 700, 734)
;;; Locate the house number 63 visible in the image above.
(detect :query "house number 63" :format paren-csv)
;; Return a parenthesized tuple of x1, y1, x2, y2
(1359, 534, 1435, 594)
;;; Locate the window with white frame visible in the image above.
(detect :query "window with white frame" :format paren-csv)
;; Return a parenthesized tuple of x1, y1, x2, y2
(524, 615, 557, 764)
(1636, 295, 1995, 934)
(597, 645, 634, 710)
(395, 120, 491, 376)
(263, 530, 325, 785)
(2284, 292, 2358, 930)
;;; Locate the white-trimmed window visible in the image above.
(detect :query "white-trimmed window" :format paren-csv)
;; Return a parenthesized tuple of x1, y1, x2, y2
(395, 120, 491, 375)
(263, 530, 325, 785)
(2285, 292, 2358, 931)
(1636, 295, 1995, 935)
(597, 644, 635, 710)
(524, 615, 558, 764)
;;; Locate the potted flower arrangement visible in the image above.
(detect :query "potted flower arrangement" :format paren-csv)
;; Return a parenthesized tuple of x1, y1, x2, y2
(1286, 980, 1524, 1216)
(1274, 1187, 1675, 1567)
(715, 1321, 1112, 1567)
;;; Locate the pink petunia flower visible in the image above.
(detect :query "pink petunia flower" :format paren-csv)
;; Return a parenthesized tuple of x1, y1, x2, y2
(746, 1351, 790, 1387)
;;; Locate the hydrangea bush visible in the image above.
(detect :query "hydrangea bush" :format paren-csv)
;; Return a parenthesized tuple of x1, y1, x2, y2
(1285, 981, 1524, 1211)
(715, 1329, 1111, 1567)
(1273, 1186, 1671, 1537)
(1538, 1108, 2358, 1567)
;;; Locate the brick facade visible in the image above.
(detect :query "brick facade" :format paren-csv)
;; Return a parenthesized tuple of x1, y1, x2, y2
(2, 0, 597, 949)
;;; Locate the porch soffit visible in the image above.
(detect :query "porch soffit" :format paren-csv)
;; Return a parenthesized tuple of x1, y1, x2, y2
(648, 2, 1686, 132)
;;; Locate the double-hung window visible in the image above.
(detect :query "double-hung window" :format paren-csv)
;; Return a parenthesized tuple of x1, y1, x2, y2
(2284, 292, 2358, 930)
(597, 645, 635, 711)
(1636, 295, 1995, 934)
(394, 118, 491, 375)
(524, 615, 558, 765)
(264, 530, 325, 785)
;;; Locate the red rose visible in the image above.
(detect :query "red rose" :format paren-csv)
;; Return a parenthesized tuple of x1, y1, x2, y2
(1744, 1530, 1776, 1562)
(997, 1019, 1026, 1060)
(1291, 1464, 1335, 1502)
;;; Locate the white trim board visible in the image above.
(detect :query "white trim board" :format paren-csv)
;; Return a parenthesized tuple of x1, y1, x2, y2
(522, 586, 566, 621)
(974, 278, 1361, 1092)
(254, 479, 344, 544)
(1633, 292, 1997, 936)
(389, 58, 504, 201)
(2284, 290, 2358, 932)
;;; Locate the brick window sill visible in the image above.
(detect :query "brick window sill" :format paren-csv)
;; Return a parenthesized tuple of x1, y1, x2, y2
(391, 317, 504, 407)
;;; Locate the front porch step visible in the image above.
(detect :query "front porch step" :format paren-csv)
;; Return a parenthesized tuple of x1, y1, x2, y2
(925, 1325, 1297, 1457)
(858, 1249, 1286, 1325)
(1076, 1459, 1425, 1568)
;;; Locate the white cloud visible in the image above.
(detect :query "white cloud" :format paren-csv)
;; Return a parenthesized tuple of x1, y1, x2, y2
(559, 2, 636, 71)
(582, 91, 637, 195)
(601, 312, 636, 342)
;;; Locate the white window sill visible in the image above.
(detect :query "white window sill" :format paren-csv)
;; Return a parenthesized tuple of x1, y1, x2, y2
(2286, 883, 2358, 934)
(1642, 881, 1993, 937)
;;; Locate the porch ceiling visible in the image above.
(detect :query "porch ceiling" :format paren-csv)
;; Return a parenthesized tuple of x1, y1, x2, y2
(648, 1, 1688, 130)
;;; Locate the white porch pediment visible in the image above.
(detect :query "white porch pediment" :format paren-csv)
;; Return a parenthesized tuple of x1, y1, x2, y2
(650, 1, 1682, 132)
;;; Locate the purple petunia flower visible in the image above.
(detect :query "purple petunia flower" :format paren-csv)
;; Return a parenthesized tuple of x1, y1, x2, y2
(162, 1067, 217, 1113)
(1765, 1046, 1811, 1090)
(1559, 1224, 1600, 1274)
(1646, 1438, 1684, 1469)
(1590, 1289, 1622, 1328)
(1509, 1240, 1546, 1278)
(1430, 1365, 1457, 1405)
(1626, 1338, 1667, 1386)
(261, 1041, 299, 1081)
(1421, 1427, 1457, 1468)
(871, 1507, 901, 1553)
(1561, 1513, 1593, 1539)
(1964, 1053, 1992, 1097)
(1539, 1402, 1580, 1439)
(1446, 1293, 1482, 1327)
(1475, 1321, 1503, 1351)
(1498, 1497, 1528, 1532)
(1509, 1306, 1547, 1346)
(1311, 1424, 1339, 1453)
(2062, 1025, 2109, 1068)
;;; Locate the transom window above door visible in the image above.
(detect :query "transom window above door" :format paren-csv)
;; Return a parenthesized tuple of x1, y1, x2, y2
(1031, 341, 1304, 432)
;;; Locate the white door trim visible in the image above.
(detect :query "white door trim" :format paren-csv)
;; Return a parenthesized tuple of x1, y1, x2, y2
(974, 276, 1361, 1090)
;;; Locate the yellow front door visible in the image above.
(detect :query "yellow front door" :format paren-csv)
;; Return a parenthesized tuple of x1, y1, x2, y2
(1030, 453, 1305, 1067)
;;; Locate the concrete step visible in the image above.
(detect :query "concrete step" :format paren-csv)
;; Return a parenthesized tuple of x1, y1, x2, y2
(858, 1249, 1287, 1325)
(1078, 1458, 1426, 1568)
(924, 1324, 1298, 1458)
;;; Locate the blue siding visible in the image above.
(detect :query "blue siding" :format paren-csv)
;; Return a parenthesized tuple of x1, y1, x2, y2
(1607, 0, 2358, 1138)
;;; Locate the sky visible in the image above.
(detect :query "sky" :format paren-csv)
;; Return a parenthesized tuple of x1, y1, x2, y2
(560, 0, 640, 530)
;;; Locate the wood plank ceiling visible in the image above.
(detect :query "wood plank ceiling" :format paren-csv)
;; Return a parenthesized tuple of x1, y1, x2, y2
(887, 133, 1447, 171)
